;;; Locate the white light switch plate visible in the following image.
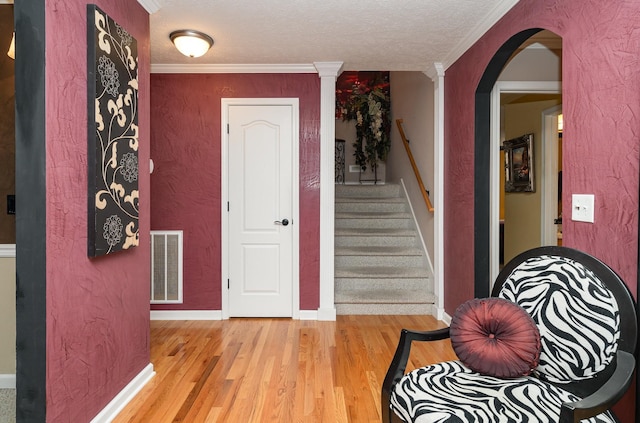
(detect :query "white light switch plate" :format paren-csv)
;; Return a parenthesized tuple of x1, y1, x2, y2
(571, 194, 595, 223)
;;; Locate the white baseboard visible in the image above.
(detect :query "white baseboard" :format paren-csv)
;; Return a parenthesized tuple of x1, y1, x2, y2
(0, 244, 16, 258)
(150, 310, 223, 320)
(435, 306, 444, 322)
(298, 310, 318, 320)
(151, 309, 334, 321)
(90, 363, 155, 423)
(0, 374, 15, 389)
(400, 178, 435, 278)
(316, 307, 337, 321)
(441, 311, 452, 326)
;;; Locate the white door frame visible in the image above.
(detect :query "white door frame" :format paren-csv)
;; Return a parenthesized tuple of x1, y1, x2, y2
(221, 98, 300, 319)
(541, 104, 562, 246)
(489, 81, 561, 284)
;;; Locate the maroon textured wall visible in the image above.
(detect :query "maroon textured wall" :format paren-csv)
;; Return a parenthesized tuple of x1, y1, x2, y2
(150, 73, 321, 311)
(45, 1, 150, 421)
(445, 0, 640, 310)
(445, 1, 640, 420)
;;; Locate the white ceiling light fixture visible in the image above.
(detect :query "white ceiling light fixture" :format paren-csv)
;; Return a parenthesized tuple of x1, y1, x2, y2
(169, 29, 213, 58)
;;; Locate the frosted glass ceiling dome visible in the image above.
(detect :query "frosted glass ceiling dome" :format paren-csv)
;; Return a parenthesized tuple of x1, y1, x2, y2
(170, 30, 213, 58)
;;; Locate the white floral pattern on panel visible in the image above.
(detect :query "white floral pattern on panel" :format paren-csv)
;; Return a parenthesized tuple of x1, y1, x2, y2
(120, 152, 138, 182)
(115, 23, 133, 46)
(103, 215, 123, 247)
(98, 55, 120, 97)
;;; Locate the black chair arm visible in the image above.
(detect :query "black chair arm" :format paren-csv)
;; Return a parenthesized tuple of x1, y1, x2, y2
(559, 350, 635, 423)
(381, 327, 450, 423)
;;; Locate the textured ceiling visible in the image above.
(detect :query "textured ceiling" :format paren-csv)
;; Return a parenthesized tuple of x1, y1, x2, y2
(148, 0, 520, 71)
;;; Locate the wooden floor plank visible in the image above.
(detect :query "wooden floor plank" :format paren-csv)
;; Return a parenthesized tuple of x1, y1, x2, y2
(112, 315, 454, 423)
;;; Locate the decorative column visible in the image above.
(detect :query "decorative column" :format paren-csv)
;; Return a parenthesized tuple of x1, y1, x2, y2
(425, 63, 445, 320)
(314, 61, 343, 321)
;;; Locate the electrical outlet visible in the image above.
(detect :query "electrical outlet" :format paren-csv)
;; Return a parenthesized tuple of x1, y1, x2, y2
(571, 194, 594, 223)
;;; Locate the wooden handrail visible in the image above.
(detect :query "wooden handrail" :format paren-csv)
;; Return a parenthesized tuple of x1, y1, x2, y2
(396, 119, 434, 213)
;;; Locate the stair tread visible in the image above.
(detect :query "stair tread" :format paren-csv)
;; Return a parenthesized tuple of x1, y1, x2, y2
(335, 184, 400, 195)
(335, 289, 434, 304)
(336, 303, 434, 315)
(335, 211, 412, 219)
(335, 197, 404, 203)
(335, 228, 416, 237)
(335, 266, 430, 278)
(335, 246, 423, 256)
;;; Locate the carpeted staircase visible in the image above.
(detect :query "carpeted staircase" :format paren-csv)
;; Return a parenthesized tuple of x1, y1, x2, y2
(335, 183, 434, 314)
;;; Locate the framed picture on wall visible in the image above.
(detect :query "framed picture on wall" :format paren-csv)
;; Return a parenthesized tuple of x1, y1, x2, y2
(87, 4, 139, 257)
(504, 133, 534, 192)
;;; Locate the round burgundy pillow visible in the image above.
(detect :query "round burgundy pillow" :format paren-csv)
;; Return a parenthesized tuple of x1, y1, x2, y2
(450, 297, 541, 378)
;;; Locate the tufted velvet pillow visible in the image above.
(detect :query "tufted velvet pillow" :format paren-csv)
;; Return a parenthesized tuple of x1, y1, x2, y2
(450, 297, 541, 378)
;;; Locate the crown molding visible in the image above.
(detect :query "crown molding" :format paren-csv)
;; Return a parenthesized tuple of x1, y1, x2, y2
(441, 0, 520, 70)
(151, 63, 319, 74)
(137, 0, 161, 14)
(424, 62, 445, 80)
(313, 61, 344, 78)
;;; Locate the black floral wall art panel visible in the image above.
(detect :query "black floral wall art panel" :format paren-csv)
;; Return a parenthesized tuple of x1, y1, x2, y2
(87, 5, 139, 257)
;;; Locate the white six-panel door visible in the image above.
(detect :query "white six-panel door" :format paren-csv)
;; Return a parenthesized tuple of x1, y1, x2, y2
(223, 99, 299, 317)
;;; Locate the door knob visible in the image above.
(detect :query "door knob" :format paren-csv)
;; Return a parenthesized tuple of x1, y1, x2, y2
(274, 218, 289, 226)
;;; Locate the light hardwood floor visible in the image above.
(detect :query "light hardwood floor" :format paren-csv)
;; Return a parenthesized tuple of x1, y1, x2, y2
(113, 315, 455, 423)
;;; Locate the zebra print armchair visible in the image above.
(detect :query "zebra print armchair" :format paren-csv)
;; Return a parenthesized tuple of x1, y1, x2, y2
(382, 246, 637, 423)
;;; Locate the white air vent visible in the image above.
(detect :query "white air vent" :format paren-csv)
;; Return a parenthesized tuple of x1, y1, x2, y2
(151, 231, 183, 304)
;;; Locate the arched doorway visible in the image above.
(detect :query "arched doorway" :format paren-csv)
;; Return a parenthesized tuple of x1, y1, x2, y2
(473, 28, 544, 297)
